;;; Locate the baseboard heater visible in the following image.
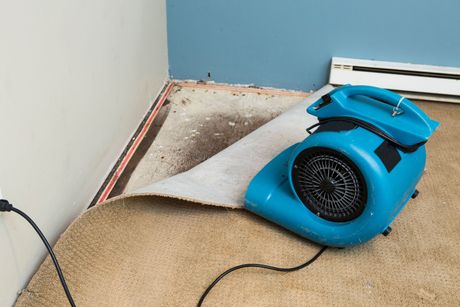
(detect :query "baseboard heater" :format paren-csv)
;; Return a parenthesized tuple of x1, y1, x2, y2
(329, 57, 460, 103)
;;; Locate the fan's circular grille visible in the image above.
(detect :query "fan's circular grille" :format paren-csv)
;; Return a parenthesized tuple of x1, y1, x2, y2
(292, 147, 367, 222)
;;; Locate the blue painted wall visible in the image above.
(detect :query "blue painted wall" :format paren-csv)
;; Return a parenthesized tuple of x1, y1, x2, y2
(167, 0, 460, 91)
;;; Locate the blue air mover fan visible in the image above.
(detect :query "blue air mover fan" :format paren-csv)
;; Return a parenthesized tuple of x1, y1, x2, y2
(245, 85, 439, 247)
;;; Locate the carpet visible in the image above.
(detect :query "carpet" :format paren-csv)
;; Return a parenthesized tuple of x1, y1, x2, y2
(15, 85, 460, 306)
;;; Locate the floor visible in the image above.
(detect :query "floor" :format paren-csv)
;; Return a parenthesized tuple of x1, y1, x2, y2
(120, 83, 307, 193)
(15, 83, 460, 307)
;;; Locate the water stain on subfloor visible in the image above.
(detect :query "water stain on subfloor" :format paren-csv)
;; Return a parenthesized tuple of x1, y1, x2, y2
(112, 85, 305, 194)
(173, 112, 278, 174)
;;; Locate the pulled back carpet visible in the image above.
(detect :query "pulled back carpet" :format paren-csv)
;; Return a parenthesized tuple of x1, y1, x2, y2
(15, 85, 459, 306)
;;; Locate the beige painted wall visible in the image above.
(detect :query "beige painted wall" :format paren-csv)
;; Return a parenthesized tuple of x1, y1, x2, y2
(0, 1, 168, 305)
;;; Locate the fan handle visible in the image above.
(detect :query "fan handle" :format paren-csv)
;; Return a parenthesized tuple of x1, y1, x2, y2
(334, 85, 405, 116)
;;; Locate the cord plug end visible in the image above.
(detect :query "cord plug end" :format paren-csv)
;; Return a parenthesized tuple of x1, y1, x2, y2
(0, 199, 13, 212)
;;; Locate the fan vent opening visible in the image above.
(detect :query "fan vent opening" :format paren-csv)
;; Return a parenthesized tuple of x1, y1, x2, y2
(292, 147, 367, 222)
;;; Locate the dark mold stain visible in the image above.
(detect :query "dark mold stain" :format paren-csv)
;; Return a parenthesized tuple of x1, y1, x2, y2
(180, 98, 191, 106)
(171, 111, 281, 174)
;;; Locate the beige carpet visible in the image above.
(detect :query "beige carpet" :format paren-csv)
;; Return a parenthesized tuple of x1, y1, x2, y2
(15, 87, 460, 306)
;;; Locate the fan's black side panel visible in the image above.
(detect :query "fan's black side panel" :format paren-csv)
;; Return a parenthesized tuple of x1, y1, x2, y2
(374, 141, 401, 172)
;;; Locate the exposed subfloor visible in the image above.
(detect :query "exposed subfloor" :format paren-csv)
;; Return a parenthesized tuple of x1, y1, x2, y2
(16, 83, 460, 307)
(122, 84, 307, 193)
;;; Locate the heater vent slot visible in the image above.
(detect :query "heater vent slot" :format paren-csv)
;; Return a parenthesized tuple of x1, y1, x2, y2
(352, 66, 460, 80)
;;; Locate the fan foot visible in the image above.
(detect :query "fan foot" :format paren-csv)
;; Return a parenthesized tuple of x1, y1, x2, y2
(382, 226, 392, 236)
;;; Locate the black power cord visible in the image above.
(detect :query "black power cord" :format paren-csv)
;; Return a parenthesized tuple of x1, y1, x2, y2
(0, 199, 76, 307)
(1, 198, 327, 307)
(197, 245, 328, 307)
(306, 117, 425, 153)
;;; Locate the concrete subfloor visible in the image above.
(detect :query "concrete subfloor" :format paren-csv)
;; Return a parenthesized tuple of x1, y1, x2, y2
(122, 84, 308, 193)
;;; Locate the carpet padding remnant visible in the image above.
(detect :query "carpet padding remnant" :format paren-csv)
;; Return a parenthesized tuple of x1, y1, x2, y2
(15, 85, 460, 306)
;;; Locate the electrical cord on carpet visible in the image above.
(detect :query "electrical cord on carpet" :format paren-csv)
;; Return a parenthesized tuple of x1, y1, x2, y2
(197, 245, 328, 306)
(1, 198, 326, 307)
(0, 199, 76, 307)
